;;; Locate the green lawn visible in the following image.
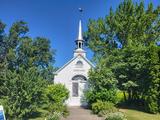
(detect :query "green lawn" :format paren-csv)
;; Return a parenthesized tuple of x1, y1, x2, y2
(120, 108, 160, 120)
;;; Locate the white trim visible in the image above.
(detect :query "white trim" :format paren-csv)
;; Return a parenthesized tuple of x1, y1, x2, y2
(54, 56, 77, 74)
(81, 55, 95, 68)
(54, 55, 95, 74)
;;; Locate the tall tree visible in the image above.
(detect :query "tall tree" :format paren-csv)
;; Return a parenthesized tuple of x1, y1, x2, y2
(86, 0, 160, 56)
(0, 20, 55, 118)
(145, 44, 160, 113)
(85, 0, 160, 113)
(0, 21, 6, 63)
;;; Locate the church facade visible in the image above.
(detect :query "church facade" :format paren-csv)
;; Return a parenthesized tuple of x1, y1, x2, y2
(54, 20, 94, 106)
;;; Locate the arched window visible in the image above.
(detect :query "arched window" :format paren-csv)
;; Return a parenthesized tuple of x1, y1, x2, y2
(76, 60, 83, 67)
(72, 75, 87, 81)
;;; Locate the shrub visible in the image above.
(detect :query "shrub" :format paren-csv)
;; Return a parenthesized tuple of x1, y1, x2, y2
(91, 100, 117, 116)
(85, 88, 118, 106)
(48, 103, 69, 117)
(46, 112, 62, 120)
(0, 67, 47, 119)
(117, 90, 126, 103)
(85, 68, 118, 106)
(45, 84, 69, 103)
(105, 112, 127, 120)
(44, 84, 69, 117)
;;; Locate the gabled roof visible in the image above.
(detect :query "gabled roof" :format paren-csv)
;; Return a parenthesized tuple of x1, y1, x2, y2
(54, 55, 95, 75)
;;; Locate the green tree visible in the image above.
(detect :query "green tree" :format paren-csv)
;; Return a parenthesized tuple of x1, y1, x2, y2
(85, 0, 160, 113)
(85, 60, 118, 105)
(86, 1, 159, 56)
(0, 20, 55, 118)
(0, 67, 47, 119)
(145, 44, 160, 113)
(0, 21, 7, 63)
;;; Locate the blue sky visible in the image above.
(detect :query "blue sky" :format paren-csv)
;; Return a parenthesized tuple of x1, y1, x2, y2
(0, 0, 159, 67)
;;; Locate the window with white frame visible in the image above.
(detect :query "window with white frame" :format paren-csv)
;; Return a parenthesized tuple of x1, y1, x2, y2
(76, 60, 83, 67)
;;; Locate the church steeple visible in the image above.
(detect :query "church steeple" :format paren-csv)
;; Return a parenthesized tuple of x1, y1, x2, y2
(76, 20, 84, 49)
(74, 8, 86, 57)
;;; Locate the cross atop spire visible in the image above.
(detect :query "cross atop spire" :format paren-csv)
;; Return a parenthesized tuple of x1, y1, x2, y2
(78, 8, 83, 40)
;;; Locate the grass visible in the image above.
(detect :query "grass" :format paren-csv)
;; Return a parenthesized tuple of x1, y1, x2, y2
(117, 91, 160, 120)
(119, 108, 160, 120)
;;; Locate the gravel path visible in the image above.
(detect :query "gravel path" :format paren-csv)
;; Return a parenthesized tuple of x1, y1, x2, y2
(61, 107, 104, 120)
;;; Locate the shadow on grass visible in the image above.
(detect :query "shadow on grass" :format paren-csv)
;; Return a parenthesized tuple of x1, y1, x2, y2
(117, 100, 150, 113)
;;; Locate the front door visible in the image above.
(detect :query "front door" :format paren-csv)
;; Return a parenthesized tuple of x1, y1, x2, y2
(68, 75, 88, 106)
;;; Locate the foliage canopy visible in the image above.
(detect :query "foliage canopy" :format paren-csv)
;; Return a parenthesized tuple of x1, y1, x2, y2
(0, 20, 56, 119)
(85, 0, 160, 113)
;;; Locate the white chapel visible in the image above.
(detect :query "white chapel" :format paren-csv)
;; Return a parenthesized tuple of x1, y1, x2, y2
(54, 19, 94, 106)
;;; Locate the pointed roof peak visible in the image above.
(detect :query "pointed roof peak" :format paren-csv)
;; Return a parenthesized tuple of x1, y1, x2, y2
(77, 19, 83, 40)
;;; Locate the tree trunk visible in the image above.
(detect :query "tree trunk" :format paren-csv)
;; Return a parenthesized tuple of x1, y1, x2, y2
(123, 91, 127, 101)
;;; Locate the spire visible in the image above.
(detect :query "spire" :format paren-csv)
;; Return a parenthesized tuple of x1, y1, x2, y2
(75, 8, 84, 50)
(74, 8, 86, 57)
(78, 20, 83, 40)
(75, 20, 84, 50)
